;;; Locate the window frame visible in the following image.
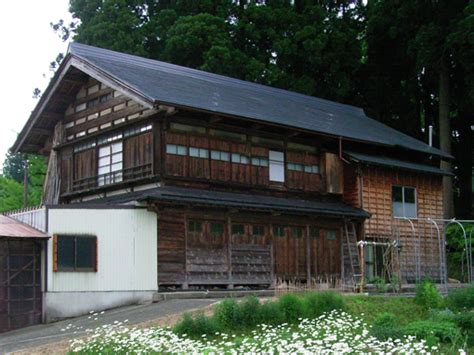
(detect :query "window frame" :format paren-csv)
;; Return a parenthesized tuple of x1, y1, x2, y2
(55, 234, 97, 272)
(392, 185, 417, 218)
(97, 141, 123, 186)
(269, 150, 285, 182)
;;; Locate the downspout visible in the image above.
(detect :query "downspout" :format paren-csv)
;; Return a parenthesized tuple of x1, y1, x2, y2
(339, 136, 350, 164)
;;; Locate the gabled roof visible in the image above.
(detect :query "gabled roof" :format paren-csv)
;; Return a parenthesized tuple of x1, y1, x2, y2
(0, 215, 49, 239)
(68, 186, 370, 219)
(13, 42, 451, 159)
(345, 151, 453, 176)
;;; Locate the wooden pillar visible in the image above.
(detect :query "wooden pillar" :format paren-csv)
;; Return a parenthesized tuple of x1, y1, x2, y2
(359, 242, 365, 293)
(306, 224, 311, 286)
(227, 216, 233, 289)
(270, 222, 276, 288)
(183, 213, 189, 289)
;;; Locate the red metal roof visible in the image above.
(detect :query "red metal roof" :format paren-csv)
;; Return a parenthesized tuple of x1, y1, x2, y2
(0, 215, 49, 238)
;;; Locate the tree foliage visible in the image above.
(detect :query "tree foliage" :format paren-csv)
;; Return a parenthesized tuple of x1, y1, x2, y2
(0, 153, 47, 212)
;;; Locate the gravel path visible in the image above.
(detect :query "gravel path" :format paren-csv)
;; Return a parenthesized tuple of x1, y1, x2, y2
(0, 299, 218, 354)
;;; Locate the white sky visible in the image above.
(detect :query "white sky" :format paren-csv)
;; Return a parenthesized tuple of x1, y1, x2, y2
(0, 1, 72, 172)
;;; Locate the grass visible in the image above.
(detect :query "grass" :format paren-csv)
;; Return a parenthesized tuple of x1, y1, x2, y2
(345, 294, 427, 325)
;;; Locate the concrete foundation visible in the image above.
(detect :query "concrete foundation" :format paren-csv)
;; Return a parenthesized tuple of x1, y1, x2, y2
(44, 291, 154, 322)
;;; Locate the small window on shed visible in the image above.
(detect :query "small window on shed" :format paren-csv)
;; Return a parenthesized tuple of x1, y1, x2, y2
(310, 227, 320, 239)
(252, 225, 265, 236)
(188, 221, 202, 233)
(326, 230, 337, 241)
(55, 235, 97, 272)
(273, 226, 285, 237)
(231, 224, 245, 235)
(210, 222, 224, 236)
(291, 227, 303, 238)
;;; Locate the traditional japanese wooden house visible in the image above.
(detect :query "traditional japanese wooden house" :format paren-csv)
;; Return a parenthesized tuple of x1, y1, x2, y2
(10, 43, 451, 320)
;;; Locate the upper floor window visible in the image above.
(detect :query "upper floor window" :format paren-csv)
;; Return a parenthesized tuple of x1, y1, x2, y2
(211, 150, 230, 161)
(189, 147, 209, 159)
(392, 186, 417, 218)
(251, 157, 268, 167)
(231, 153, 249, 164)
(166, 144, 187, 156)
(98, 142, 123, 186)
(269, 150, 285, 182)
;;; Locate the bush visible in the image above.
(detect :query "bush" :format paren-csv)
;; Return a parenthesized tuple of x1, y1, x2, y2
(258, 300, 284, 325)
(414, 280, 443, 309)
(447, 287, 474, 311)
(238, 296, 261, 328)
(428, 308, 456, 323)
(302, 291, 345, 319)
(404, 320, 462, 344)
(370, 313, 403, 340)
(174, 312, 219, 338)
(278, 294, 304, 323)
(213, 298, 240, 330)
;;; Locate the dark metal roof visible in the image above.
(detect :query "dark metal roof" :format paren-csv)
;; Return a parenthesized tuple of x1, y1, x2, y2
(0, 215, 49, 239)
(345, 151, 453, 176)
(72, 186, 370, 219)
(66, 43, 450, 159)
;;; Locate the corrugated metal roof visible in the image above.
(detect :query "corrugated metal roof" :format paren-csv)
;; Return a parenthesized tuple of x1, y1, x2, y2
(67, 42, 450, 158)
(0, 215, 49, 239)
(71, 186, 370, 219)
(345, 151, 453, 176)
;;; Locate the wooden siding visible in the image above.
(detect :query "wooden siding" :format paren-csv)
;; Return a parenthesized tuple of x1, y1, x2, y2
(361, 166, 444, 282)
(156, 211, 344, 287)
(63, 78, 149, 143)
(164, 131, 326, 193)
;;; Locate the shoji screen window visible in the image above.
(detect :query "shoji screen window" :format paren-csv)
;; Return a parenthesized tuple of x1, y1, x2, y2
(98, 142, 123, 186)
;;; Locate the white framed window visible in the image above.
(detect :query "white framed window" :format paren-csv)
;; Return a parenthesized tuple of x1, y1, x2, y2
(166, 144, 187, 156)
(269, 150, 285, 182)
(98, 142, 123, 186)
(251, 157, 269, 167)
(304, 164, 320, 174)
(392, 186, 417, 218)
(189, 147, 209, 158)
(211, 150, 230, 161)
(231, 153, 249, 164)
(287, 162, 304, 171)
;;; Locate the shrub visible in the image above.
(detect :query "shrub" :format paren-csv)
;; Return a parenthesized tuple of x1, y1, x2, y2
(278, 294, 304, 323)
(453, 312, 474, 332)
(174, 312, 218, 338)
(238, 296, 261, 328)
(403, 320, 461, 344)
(428, 308, 455, 323)
(258, 300, 284, 325)
(446, 286, 474, 311)
(302, 291, 345, 319)
(213, 298, 240, 330)
(370, 313, 403, 340)
(414, 280, 443, 309)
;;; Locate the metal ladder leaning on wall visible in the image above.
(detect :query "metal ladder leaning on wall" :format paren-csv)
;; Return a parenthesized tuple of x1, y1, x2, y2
(342, 221, 362, 291)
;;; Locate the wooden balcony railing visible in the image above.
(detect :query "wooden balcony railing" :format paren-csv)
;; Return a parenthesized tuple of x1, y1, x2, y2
(72, 163, 153, 192)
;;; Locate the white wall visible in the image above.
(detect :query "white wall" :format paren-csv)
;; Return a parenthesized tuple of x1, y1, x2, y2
(47, 208, 157, 292)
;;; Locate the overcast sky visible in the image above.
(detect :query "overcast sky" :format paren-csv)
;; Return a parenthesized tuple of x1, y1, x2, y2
(0, 1, 72, 172)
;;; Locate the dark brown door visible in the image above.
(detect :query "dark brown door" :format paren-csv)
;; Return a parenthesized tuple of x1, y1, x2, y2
(0, 239, 43, 333)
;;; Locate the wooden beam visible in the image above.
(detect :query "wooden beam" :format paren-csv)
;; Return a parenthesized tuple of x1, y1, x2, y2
(31, 127, 53, 136)
(209, 115, 222, 124)
(251, 124, 263, 130)
(288, 131, 300, 138)
(22, 144, 44, 152)
(41, 112, 63, 120)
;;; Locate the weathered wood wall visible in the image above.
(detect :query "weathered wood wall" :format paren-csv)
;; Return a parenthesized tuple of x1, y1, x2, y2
(156, 210, 344, 287)
(164, 129, 329, 193)
(360, 166, 444, 282)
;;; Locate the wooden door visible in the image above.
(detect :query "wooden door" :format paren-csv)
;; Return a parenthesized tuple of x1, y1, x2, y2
(310, 228, 341, 279)
(273, 225, 307, 281)
(0, 240, 43, 333)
